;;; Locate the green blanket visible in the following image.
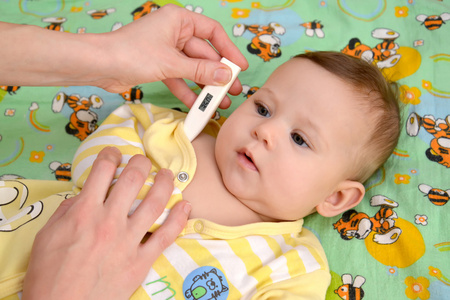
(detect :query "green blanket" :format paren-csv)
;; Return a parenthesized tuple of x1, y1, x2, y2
(1, 1, 449, 299)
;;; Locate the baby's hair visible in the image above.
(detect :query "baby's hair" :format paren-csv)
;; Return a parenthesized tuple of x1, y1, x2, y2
(293, 51, 401, 183)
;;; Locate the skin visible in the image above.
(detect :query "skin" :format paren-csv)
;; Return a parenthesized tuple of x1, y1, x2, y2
(184, 58, 367, 226)
(0, 4, 248, 108)
(17, 5, 247, 299)
(23, 148, 191, 300)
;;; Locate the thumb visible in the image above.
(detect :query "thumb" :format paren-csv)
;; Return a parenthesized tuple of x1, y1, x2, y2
(179, 57, 232, 86)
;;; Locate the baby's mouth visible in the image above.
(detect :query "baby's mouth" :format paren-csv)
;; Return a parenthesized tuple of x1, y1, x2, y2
(238, 150, 258, 171)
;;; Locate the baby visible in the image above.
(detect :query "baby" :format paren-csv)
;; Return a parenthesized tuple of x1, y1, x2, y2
(1, 51, 401, 299)
(71, 51, 401, 299)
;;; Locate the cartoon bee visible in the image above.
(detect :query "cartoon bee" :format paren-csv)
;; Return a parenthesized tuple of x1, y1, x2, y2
(241, 84, 260, 99)
(0, 85, 20, 95)
(120, 86, 143, 103)
(301, 20, 324, 38)
(49, 161, 72, 181)
(87, 8, 116, 19)
(132, 1, 160, 21)
(418, 184, 450, 206)
(42, 17, 66, 32)
(335, 274, 366, 300)
(416, 13, 450, 30)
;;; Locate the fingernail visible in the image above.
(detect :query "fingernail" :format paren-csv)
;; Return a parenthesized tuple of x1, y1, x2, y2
(109, 147, 121, 155)
(214, 68, 231, 84)
(184, 202, 192, 215)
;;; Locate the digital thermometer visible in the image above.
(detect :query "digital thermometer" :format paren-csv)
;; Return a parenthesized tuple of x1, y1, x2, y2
(184, 57, 241, 141)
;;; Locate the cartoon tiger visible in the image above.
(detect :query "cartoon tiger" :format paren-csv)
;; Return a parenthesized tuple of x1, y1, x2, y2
(52, 92, 103, 141)
(233, 22, 285, 62)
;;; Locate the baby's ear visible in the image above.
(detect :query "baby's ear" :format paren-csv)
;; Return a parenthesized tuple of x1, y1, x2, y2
(316, 180, 365, 217)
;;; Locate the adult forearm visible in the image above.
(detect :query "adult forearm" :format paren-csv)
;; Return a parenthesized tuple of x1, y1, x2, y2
(0, 22, 109, 87)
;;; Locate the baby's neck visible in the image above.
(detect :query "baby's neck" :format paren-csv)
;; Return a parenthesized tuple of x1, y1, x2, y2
(181, 133, 265, 226)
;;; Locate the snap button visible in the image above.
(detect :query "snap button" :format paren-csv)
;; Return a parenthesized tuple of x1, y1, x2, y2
(177, 171, 189, 182)
(194, 220, 204, 233)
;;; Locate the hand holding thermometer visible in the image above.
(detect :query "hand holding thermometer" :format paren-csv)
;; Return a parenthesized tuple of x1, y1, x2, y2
(184, 58, 241, 141)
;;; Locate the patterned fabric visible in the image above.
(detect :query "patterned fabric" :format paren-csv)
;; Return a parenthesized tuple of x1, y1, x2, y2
(1, 1, 449, 299)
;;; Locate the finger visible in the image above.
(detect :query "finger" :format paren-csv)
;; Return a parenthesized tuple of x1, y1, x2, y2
(172, 55, 234, 86)
(129, 168, 174, 238)
(182, 36, 221, 61)
(105, 154, 151, 214)
(181, 8, 249, 71)
(81, 147, 122, 205)
(164, 78, 233, 109)
(43, 196, 77, 227)
(139, 200, 190, 258)
(182, 37, 243, 99)
(163, 78, 198, 108)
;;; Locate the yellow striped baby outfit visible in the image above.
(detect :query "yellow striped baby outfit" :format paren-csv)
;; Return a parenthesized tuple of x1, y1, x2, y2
(0, 104, 330, 299)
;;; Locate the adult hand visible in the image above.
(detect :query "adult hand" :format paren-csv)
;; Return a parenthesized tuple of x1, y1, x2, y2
(22, 147, 190, 300)
(0, 4, 247, 108)
(102, 4, 248, 108)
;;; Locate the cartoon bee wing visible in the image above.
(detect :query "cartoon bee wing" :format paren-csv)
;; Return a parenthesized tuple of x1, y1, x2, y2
(89, 94, 104, 109)
(49, 161, 62, 172)
(42, 17, 67, 24)
(418, 184, 432, 195)
(416, 14, 428, 22)
(305, 28, 314, 37)
(106, 8, 116, 14)
(52, 92, 67, 113)
(112, 22, 123, 32)
(440, 12, 450, 21)
(241, 84, 251, 96)
(185, 5, 203, 14)
(315, 28, 325, 38)
(341, 274, 353, 285)
(353, 275, 366, 288)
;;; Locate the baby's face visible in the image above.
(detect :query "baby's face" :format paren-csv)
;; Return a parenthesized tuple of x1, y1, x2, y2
(215, 58, 370, 221)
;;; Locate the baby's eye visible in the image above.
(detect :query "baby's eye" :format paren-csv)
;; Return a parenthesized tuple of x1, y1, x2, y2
(291, 133, 309, 147)
(256, 103, 270, 117)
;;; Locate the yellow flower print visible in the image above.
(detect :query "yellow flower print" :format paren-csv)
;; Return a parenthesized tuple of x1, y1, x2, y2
(251, 2, 260, 8)
(428, 266, 442, 279)
(422, 80, 432, 90)
(395, 6, 409, 18)
(405, 276, 430, 299)
(400, 85, 421, 105)
(231, 8, 251, 19)
(29, 151, 45, 163)
(395, 174, 411, 184)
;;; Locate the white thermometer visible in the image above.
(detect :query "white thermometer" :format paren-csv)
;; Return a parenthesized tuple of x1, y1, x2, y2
(184, 57, 241, 141)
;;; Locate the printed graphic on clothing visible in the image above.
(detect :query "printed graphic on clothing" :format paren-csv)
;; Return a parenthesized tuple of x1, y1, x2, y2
(183, 266, 229, 300)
